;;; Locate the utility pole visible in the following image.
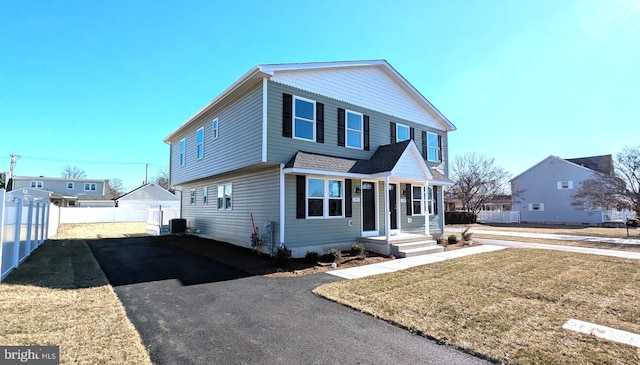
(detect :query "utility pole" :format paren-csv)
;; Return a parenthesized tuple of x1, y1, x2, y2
(145, 163, 149, 185)
(8, 153, 20, 180)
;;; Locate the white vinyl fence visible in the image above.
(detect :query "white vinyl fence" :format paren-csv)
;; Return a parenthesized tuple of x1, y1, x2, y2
(146, 206, 181, 235)
(57, 206, 150, 224)
(601, 209, 636, 222)
(477, 210, 521, 223)
(0, 189, 51, 282)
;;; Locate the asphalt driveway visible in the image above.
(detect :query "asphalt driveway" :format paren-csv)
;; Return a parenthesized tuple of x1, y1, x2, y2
(88, 236, 490, 365)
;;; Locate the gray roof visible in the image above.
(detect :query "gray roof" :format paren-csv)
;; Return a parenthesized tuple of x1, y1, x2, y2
(285, 140, 412, 175)
(116, 183, 178, 202)
(429, 168, 454, 184)
(566, 155, 614, 175)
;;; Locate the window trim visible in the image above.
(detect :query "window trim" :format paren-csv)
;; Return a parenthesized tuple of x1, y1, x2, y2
(217, 183, 233, 210)
(212, 118, 219, 140)
(190, 189, 196, 205)
(180, 138, 186, 166)
(30, 181, 43, 189)
(412, 185, 424, 216)
(197, 127, 204, 160)
(292, 95, 316, 142)
(345, 110, 363, 150)
(396, 123, 410, 142)
(67, 182, 74, 190)
(529, 203, 545, 211)
(203, 186, 208, 205)
(84, 183, 97, 192)
(557, 181, 573, 190)
(305, 176, 345, 219)
(427, 132, 440, 162)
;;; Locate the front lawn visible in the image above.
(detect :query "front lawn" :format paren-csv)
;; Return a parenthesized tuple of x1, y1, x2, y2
(313, 249, 640, 364)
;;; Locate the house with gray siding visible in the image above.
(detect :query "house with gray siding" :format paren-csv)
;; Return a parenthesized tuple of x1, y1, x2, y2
(10, 175, 111, 207)
(164, 60, 456, 257)
(511, 154, 619, 225)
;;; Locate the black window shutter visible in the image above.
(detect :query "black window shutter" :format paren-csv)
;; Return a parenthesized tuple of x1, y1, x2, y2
(337, 108, 345, 147)
(406, 184, 412, 216)
(316, 102, 324, 143)
(390, 122, 396, 143)
(410, 127, 415, 141)
(437, 135, 443, 162)
(345, 179, 352, 218)
(283, 93, 292, 138)
(421, 131, 427, 159)
(433, 186, 439, 215)
(296, 175, 305, 219)
(363, 115, 370, 151)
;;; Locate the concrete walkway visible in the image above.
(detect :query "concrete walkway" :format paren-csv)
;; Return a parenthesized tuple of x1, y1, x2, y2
(328, 244, 506, 279)
(446, 227, 640, 245)
(474, 238, 640, 260)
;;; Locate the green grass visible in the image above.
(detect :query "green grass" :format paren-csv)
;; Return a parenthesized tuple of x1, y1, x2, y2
(314, 248, 640, 364)
(0, 239, 151, 364)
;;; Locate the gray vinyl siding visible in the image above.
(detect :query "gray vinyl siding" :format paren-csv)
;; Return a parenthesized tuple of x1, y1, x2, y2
(284, 175, 361, 252)
(169, 83, 264, 185)
(512, 158, 599, 224)
(267, 81, 449, 173)
(180, 166, 280, 250)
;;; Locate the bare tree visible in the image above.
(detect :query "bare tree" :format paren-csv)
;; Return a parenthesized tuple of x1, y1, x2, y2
(573, 146, 640, 215)
(108, 178, 125, 199)
(61, 165, 86, 179)
(449, 152, 511, 214)
(153, 168, 170, 190)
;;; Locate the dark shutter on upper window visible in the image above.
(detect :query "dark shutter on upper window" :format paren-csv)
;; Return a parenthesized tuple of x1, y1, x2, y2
(345, 179, 352, 218)
(296, 175, 305, 219)
(421, 131, 427, 159)
(437, 135, 443, 162)
(433, 186, 439, 215)
(410, 127, 415, 141)
(316, 102, 324, 143)
(390, 122, 396, 143)
(363, 115, 370, 151)
(337, 108, 345, 147)
(406, 184, 412, 216)
(283, 93, 292, 138)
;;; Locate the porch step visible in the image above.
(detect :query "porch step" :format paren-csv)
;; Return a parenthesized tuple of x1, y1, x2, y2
(392, 240, 443, 258)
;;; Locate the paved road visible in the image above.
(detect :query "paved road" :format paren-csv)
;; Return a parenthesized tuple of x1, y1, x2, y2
(88, 237, 491, 365)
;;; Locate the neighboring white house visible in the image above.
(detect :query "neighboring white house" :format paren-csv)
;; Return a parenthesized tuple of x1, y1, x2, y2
(115, 183, 179, 209)
(511, 154, 627, 225)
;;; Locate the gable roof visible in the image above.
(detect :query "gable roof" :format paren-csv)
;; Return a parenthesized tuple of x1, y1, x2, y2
(116, 183, 178, 202)
(566, 155, 613, 175)
(164, 60, 455, 142)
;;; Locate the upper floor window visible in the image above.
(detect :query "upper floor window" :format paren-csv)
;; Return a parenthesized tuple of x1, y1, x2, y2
(396, 123, 410, 142)
(293, 96, 315, 141)
(212, 118, 219, 139)
(346, 110, 363, 149)
(529, 203, 544, 211)
(30, 181, 43, 189)
(218, 183, 232, 210)
(307, 178, 343, 218)
(84, 183, 97, 191)
(197, 127, 204, 159)
(67, 182, 74, 190)
(427, 132, 440, 162)
(203, 186, 208, 204)
(180, 138, 186, 166)
(557, 181, 573, 190)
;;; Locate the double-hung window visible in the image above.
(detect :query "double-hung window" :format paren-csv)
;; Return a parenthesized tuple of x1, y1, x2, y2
(84, 183, 97, 191)
(396, 123, 410, 142)
(217, 184, 232, 210)
(427, 132, 440, 162)
(412, 186, 423, 215)
(30, 181, 43, 188)
(427, 187, 434, 215)
(197, 127, 204, 159)
(307, 178, 343, 218)
(67, 182, 74, 190)
(346, 110, 363, 149)
(180, 138, 186, 166)
(293, 96, 315, 141)
(190, 189, 196, 205)
(212, 118, 219, 139)
(203, 186, 208, 204)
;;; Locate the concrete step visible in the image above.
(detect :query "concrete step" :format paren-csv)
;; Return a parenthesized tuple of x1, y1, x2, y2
(396, 245, 444, 258)
(392, 240, 438, 251)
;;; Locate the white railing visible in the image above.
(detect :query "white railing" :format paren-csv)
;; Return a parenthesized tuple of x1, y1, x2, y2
(146, 206, 180, 235)
(0, 189, 51, 282)
(477, 210, 521, 223)
(601, 209, 636, 222)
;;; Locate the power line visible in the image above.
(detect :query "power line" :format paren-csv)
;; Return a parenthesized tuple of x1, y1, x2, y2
(19, 155, 160, 166)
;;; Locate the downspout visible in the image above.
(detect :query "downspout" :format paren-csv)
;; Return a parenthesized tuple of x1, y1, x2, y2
(279, 164, 285, 246)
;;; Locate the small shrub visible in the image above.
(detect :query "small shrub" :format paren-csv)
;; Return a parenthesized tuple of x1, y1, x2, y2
(274, 246, 292, 268)
(304, 251, 319, 264)
(350, 243, 365, 257)
(461, 227, 473, 241)
(447, 234, 458, 244)
(326, 248, 343, 262)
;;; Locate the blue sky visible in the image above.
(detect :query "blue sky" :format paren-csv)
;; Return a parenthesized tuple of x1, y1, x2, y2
(1, 0, 639, 192)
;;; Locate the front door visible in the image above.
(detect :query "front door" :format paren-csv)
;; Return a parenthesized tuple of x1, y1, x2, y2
(389, 183, 398, 230)
(362, 182, 376, 232)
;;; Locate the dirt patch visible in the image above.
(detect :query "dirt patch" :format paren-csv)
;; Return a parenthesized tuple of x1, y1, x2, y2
(53, 222, 147, 239)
